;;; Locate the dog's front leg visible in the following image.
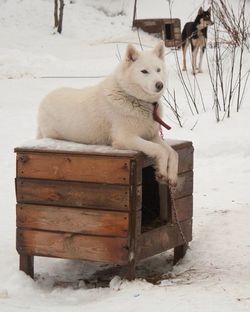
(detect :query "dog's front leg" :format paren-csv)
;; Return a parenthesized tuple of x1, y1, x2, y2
(191, 47, 199, 75)
(182, 42, 189, 71)
(152, 135, 179, 186)
(198, 46, 205, 73)
(112, 135, 173, 185)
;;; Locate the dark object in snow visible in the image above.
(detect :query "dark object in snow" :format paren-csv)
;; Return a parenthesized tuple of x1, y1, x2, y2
(15, 139, 193, 281)
(54, 0, 64, 34)
(132, 0, 181, 48)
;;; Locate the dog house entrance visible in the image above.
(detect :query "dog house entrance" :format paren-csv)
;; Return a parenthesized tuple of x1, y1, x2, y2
(132, 0, 181, 48)
(165, 23, 174, 40)
(141, 165, 170, 232)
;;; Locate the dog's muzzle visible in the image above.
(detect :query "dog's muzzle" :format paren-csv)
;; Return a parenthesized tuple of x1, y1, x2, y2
(155, 81, 163, 92)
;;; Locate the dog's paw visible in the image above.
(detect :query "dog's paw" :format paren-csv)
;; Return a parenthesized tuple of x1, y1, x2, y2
(155, 171, 178, 186)
(182, 67, 187, 71)
(198, 69, 203, 73)
(167, 149, 179, 187)
(168, 175, 178, 187)
(155, 171, 168, 184)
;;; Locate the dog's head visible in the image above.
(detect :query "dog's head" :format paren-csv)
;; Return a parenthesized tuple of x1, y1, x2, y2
(117, 41, 167, 102)
(197, 7, 214, 29)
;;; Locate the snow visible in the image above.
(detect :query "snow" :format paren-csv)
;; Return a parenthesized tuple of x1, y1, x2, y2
(17, 138, 138, 155)
(0, 0, 250, 311)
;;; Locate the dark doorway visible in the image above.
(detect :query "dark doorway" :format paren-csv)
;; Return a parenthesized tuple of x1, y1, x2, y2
(165, 23, 174, 40)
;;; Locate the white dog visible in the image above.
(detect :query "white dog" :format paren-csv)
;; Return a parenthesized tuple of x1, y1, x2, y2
(37, 42, 178, 185)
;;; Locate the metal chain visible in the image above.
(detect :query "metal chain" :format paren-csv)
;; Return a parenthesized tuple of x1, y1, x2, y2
(169, 185, 189, 247)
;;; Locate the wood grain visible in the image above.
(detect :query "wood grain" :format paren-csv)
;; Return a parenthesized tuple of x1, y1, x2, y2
(16, 204, 129, 237)
(173, 171, 193, 199)
(16, 178, 130, 211)
(16, 153, 131, 185)
(19, 255, 34, 278)
(173, 195, 193, 222)
(159, 186, 193, 223)
(137, 219, 192, 260)
(177, 146, 194, 174)
(16, 228, 129, 265)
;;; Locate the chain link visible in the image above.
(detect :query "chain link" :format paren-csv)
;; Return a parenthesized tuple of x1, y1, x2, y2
(169, 185, 189, 247)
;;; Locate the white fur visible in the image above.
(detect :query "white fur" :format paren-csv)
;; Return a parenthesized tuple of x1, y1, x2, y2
(37, 42, 178, 185)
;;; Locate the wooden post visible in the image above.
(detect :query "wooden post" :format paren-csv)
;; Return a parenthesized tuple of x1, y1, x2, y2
(173, 244, 188, 265)
(126, 159, 141, 280)
(19, 255, 34, 279)
(159, 184, 169, 221)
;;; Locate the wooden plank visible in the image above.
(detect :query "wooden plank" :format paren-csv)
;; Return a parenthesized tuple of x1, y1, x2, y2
(16, 204, 129, 238)
(174, 196, 193, 222)
(159, 186, 193, 223)
(19, 255, 34, 279)
(137, 219, 192, 261)
(169, 139, 193, 151)
(16, 153, 131, 185)
(142, 141, 193, 172)
(159, 183, 169, 221)
(16, 228, 129, 265)
(173, 171, 193, 199)
(176, 146, 194, 174)
(16, 178, 130, 211)
(127, 160, 141, 280)
(14, 143, 139, 158)
(174, 244, 188, 265)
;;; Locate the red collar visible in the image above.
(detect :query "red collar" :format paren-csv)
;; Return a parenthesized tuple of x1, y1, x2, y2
(152, 102, 171, 130)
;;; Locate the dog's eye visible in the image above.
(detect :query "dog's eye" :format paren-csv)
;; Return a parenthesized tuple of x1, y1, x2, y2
(141, 69, 149, 74)
(157, 68, 161, 72)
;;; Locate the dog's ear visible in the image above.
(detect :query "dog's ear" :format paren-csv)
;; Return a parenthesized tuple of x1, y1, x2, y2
(153, 41, 165, 60)
(207, 7, 211, 14)
(198, 7, 203, 15)
(125, 44, 139, 63)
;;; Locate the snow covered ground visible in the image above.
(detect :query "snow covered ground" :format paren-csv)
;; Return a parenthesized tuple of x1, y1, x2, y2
(0, 0, 250, 311)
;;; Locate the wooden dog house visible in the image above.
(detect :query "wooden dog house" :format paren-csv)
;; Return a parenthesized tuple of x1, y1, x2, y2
(15, 139, 193, 280)
(132, 0, 181, 48)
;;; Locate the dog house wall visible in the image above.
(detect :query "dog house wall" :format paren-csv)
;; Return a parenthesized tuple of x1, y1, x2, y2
(15, 139, 193, 279)
(132, 18, 181, 48)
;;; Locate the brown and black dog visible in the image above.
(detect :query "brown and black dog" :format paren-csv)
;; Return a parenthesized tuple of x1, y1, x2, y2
(182, 7, 213, 74)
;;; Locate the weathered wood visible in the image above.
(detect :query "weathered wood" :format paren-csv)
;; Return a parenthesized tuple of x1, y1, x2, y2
(16, 178, 130, 211)
(159, 184, 169, 221)
(141, 140, 193, 171)
(132, 17, 181, 48)
(137, 219, 192, 260)
(173, 244, 188, 265)
(127, 160, 141, 280)
(173, 195, 193, 222)
(17, 228, 129, 265)
(16, 204, 129, 237)
(159, 187, 193, 223)
(16, 153, 132, 185)
(173, 171, 193, 199)
(176, 146, 194, 174)
(19, 254, 34, 278)
(14, 139, 193, 280)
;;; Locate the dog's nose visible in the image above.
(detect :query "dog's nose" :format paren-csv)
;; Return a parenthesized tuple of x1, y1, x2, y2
(155, 81, 163, 92)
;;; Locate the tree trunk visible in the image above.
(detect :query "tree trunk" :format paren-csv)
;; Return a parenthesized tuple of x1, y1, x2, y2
(54, 0, 59, 28)
(57, 0, 65, 34)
